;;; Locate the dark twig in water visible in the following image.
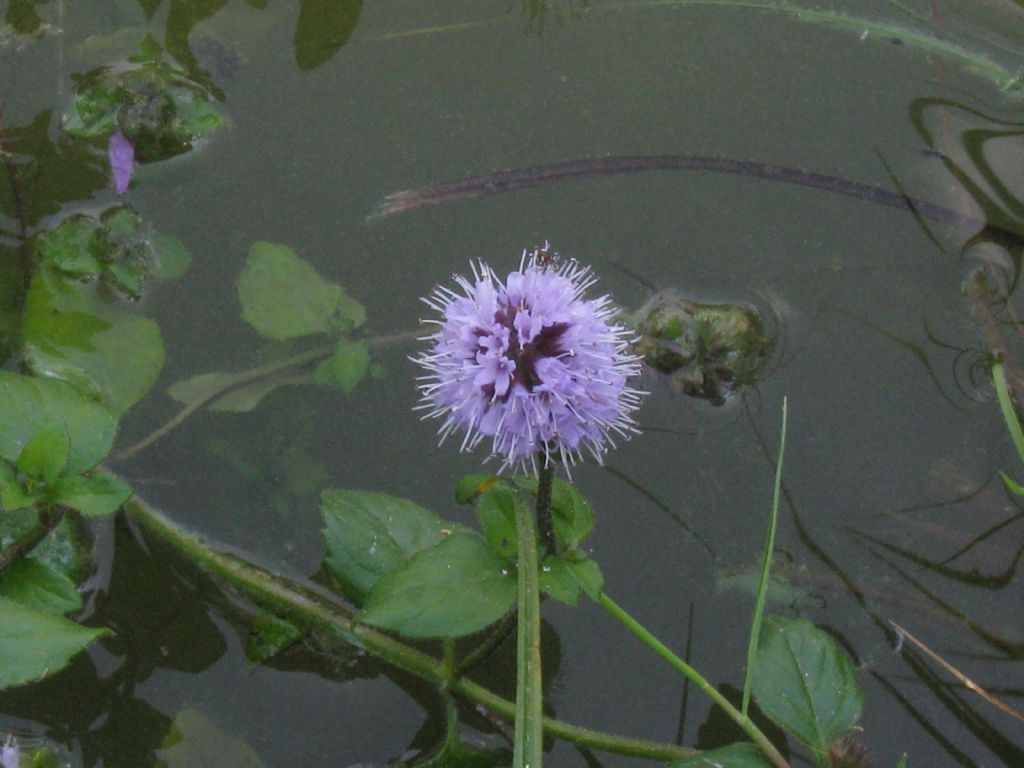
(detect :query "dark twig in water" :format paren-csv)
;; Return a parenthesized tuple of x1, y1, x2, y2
(371, 154, 1019, 240)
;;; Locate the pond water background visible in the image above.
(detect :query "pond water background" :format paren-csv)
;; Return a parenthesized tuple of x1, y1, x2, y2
(2, 0, 1024, 766)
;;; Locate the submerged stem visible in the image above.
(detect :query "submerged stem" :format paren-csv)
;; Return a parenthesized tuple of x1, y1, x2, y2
(113, 329, 420, 462)
(597, 592, 790, 768)
(124, 493, 694, 763)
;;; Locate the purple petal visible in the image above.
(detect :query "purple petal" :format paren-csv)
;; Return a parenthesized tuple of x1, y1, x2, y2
(0, 743, 19, 768)
(108, 131, 135, 195)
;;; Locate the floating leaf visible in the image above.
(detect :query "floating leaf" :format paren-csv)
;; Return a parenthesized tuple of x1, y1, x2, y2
(0, 371, 117, 475)
(149, 234, 191, 279)
(750, 616, 862, 755)
(32, 207, 157, 299)
(243, 612, 304, 665)
(64, 45, 226, 162)
(17, 423, 70, 485)
(0, 596, 110, 690)
(32, 214, 103, 277)
(23, 270, 164, 415)
(52, 472, 132, 517)
(361, 532, 516, 638)
(0, 558, 83, 615)
(156, 707, 264, 768)
(670, 742, 773, 767)
(167, 371, 240, 407)
(321, 489, 457, 604)
(313, 339, 368, 394)
(208, 371, 311, 412)
(293, 0, 362, 71)
(238, 243, 344, 340)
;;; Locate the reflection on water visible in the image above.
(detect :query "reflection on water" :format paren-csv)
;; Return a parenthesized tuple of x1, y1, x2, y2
(2, 0, 1024, 766)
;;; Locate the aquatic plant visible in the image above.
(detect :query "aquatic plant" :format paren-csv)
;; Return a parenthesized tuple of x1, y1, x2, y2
(62, 36, 226, 166)
(414, 243, 643, 469)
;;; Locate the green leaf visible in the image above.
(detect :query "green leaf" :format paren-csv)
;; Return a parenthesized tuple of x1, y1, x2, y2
(751, 616, 863, 755)
(361, 532, 516, 638)
(51, 472, 132, 516)
(207, 371, 310, 412)
(0, 596, 110, 689)
(17, 423, 70, 485)
(28, 515, 97, 586)
(333, 290, 366, 331)
(149, 234, 191, 279)
(167, 371, 240, 407)
(568, 556, 604, 601)
(156, 707, 264, 768)
(32, 214, 103, 277)
(0, 370, 117, 475)
(539, 555, 580, 606)
(516, 475, 594, 549)
(1, 483, 44, 511)
(455, 473, 500, 504)
(321, 489, 457, 604)
(23, 269, 164, 415)
(313, 339, 368, 394)
(293, 0, 362, 71)
(549, 479, 595, 549)
(0, 460, 14, 484)
(0, 558, 83, 614)
(671, 742, 774, 767)
(238, 242, 344, 340)
(243, 612, 304, 665)
(474, 484, 518, 558)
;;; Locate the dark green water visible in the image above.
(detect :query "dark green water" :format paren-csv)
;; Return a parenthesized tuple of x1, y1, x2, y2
(2, 1, 1024, 766)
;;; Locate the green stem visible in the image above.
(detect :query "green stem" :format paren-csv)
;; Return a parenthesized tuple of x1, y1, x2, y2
(597, 592, 790, 768)
(513, 487, 544, 768)
(993, 361, 1024, 467)
(125, 493, 694, 763)
(535, 456, 556, 553)
(742, 397, 787, 716)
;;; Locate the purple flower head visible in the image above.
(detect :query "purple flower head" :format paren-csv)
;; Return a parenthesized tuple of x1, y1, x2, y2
(415, 243, 644, 471)
(108, 131, 134, 195)
(0, 739, 18, 768)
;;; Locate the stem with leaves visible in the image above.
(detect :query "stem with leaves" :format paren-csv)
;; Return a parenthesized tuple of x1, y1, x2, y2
(125, 493, 695, 763)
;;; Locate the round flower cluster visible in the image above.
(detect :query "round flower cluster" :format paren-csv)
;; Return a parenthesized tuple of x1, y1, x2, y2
(414, 244, 644, 470)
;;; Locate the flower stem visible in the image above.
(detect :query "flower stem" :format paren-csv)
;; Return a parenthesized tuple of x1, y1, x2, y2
(124, 492, 694, 763)
(597, 592, 791, 768)
(535, 456, 556, 553)
(513, 487, 544, 768)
